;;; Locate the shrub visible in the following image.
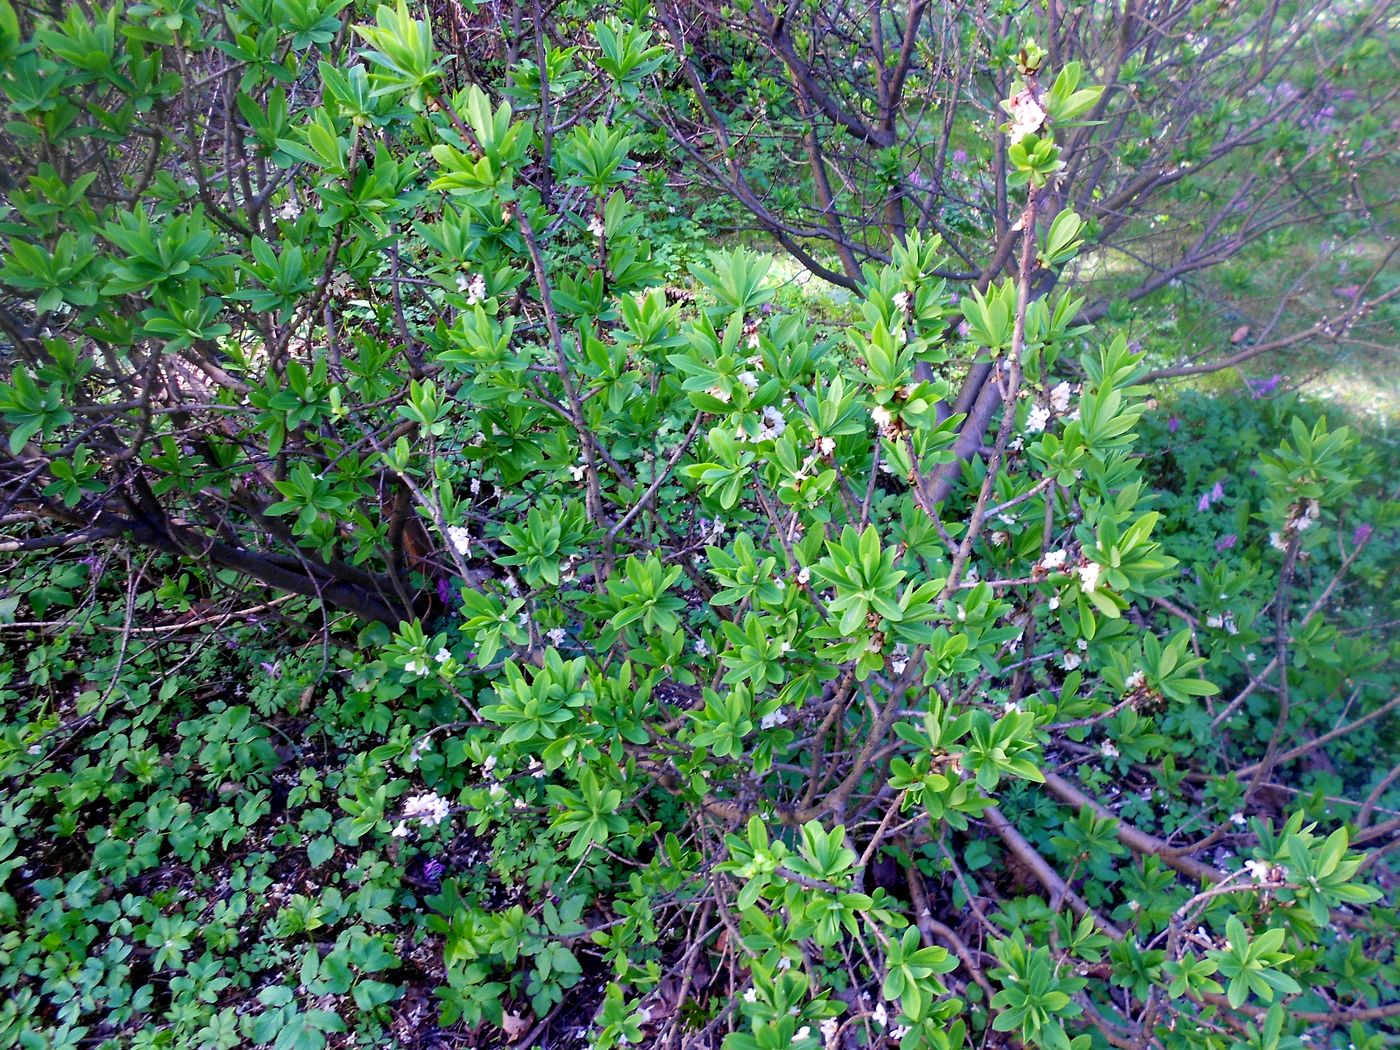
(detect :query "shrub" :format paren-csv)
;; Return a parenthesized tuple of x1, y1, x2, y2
(0, 2, 1396, 1048)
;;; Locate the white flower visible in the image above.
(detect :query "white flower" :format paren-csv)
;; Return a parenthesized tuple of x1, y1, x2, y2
(1007, 89, 1047, 144)
(1100, 741, 1119, 759)
(742, 987, 758, 1004)
(990, 530, 1008, 546)
(1244, 858, 1278, 883)
(737, 371, 759, 393)
(890, 1026, 910, 1042)
(390, 821, 410, 838)
(434, 648, 451, 664)
(1040, 549, 1068, 570)
(587, 214, 606, 239)
(871, 405, 893, 429)
(1076, 561, 1102, 592)
(1229, 812, 1247, 826)
(706, 385, 732, 404)
(445, 525, 472, 557)
(402, 791, 452, 826)
(1269, 531, 1289, 551)
(889, 643, 910, 675)
(694, 637, 710, 657)
(404, 658, 428, 677)
(274, 198, 302, 221)
(1025, 403, 1051, 433)
(795, 1028, 812, 1043)
(1049, 381, 1073, 413)
(815, 436, 835, 456)
(546, 627, 567, 647)
(872, 1002, 889, 1029)
(820, 1018, 840, 1047)
(797, 566, 810, 585)
(1061, 652, 1082, 671)
(892, 290, 912, 313)
(760, 707, 789, 730)
(569, 461, 587, 482)
(458, 272, 486, 304)
(758, 405, 786, 440)
(1124, 669, 1147, 691)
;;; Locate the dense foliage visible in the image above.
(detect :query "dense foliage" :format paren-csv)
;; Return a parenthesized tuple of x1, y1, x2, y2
(0, 1, 1396, 1049)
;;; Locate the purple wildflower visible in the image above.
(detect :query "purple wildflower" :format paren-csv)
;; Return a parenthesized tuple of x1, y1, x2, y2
(1168, 417, 1181, 434)
(951, 148, 968, 166)
(1197, 492, 1212, 513)
(1210, 481, 1225, 503)
(1353, 523, 1373, 546)
(423, 858, 445, 887)
(436, 576, 455, 605)
(1215, 534, 1238, 553)
(1252, 374, 1282, 399)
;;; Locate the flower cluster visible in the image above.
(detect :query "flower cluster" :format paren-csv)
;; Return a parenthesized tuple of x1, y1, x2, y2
(1196, 480, 1226, 513)
(1024, 381, 1075, 434)
(391, 790, 453, 837)
(1269, 497, 1321, 551)
(456, 271, 487, 304)
(1005, 87, 1047, 144)
(445, 524, 472, 557)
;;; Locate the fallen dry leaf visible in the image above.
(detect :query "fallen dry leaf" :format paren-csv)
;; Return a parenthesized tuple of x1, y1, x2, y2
(502, 1011, 531, 1042)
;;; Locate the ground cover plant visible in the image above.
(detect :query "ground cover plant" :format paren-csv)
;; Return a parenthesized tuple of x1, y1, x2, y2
(0, 1, 1396, 1048)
